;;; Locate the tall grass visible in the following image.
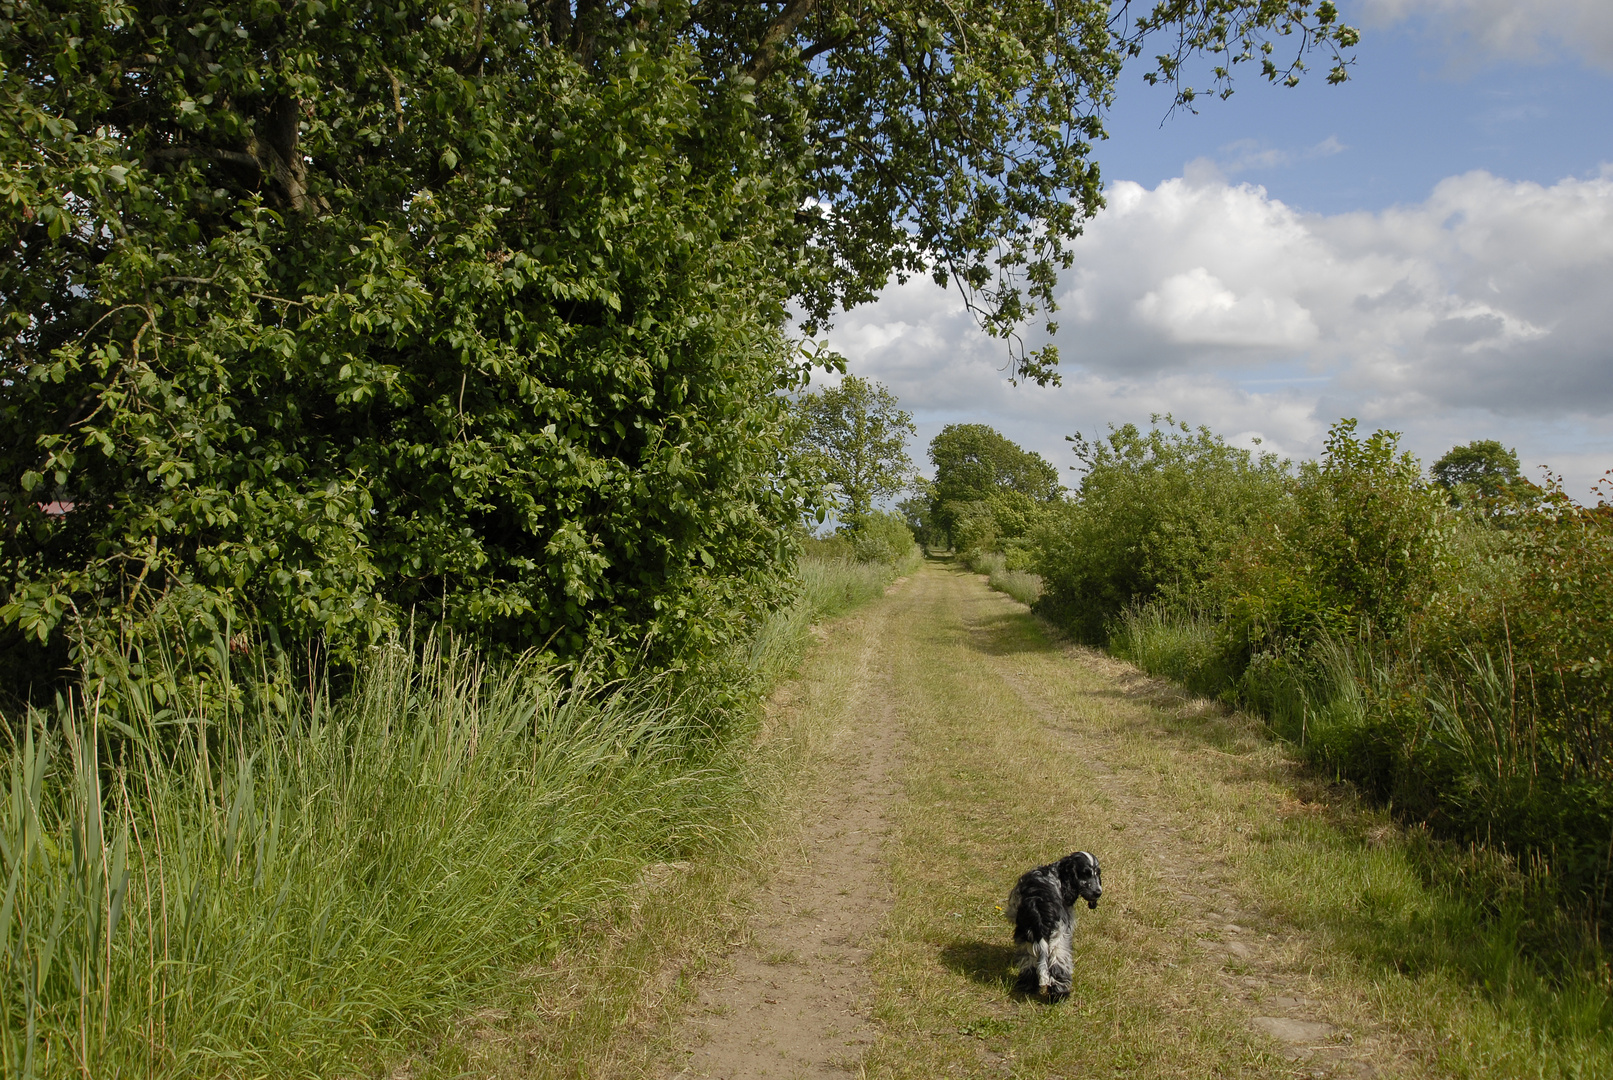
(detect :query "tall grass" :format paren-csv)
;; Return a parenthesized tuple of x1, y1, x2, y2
(989, 570, 1041, 607)
(0, 550, 913, 1078)
(742, 555, 901, 678)
(1112, 602, 1414, 780)
(963, 550, 1004, 575)
(966, 551, 1043, 608)
(1, 638, 753, 1077)
(787, 547, 921, 629)
(1109, 603, 1231, 699)
(798, 556, 906, 618)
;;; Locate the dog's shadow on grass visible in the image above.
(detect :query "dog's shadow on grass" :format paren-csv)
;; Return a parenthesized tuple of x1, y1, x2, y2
(939, 939, 1050, 1004)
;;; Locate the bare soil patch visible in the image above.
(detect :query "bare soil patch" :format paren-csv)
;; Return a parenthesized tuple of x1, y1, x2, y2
(660, 607, 907, 1078)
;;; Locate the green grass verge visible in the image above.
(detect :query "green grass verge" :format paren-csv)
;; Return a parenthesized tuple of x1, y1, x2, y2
(964, 550, 1044, 607)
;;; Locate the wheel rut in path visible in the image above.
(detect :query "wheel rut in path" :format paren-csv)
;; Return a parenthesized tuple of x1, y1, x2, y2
(987, 618, 1397, 1078)
(664, 599, 906, 1079)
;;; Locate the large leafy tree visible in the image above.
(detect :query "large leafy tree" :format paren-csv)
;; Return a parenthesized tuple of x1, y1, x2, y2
(1431, 439, 1527, 511)
(792, 375, 915, 529)
(1, 0, 817, 681)
(926, 423, 1059, 547)
(929, 423, 1060, 503)
(0, 0, 1356, 685)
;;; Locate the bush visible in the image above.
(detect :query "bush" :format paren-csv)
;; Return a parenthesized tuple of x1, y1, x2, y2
(796, 510, 918, 568)
(1386, 480, 1613, 908)
(944, 489, 1055, 566)
(849, 510, 922, 565)
(1215, 420, 1452, 658)
(1034, 417, 1288, 643)
(1030, 415, 1613, 921)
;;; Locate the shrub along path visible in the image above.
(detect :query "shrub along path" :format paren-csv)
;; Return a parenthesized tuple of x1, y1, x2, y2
(657, 559, 1606, 1080)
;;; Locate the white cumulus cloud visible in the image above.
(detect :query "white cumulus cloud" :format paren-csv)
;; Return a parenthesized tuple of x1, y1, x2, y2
(1132, 267, 1320, 348)
(822, 166, 1613, 497)
(1056, 167, 1613, 415)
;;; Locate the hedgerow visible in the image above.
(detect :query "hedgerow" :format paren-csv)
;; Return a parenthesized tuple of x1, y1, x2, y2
(0, 3, 816, 691)
(1036, 416, 1613, 922)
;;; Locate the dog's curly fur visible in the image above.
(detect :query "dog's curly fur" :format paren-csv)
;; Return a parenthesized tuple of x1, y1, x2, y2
(1004, 850, 1102, 1000)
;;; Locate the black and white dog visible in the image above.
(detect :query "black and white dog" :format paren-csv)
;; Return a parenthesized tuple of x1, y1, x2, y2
(1004, 851, 1102, 1000)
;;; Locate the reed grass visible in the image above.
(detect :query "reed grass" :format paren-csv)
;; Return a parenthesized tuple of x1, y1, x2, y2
(0, 554, 913, 1079)
(0, 638, 751, 1078)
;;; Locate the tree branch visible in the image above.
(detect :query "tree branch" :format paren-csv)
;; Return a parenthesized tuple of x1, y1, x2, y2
(746, 0, 818, 82)
(798, 29, 856, 65)
(384, 66, 405, 133)
(547, 0, 572, 45)
(250, 96, 313, 214)
(461, 0, 487, 74)
(571, 0, 605, 65)
(148, 146, 262, 170)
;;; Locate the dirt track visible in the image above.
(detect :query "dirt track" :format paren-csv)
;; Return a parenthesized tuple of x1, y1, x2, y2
(666, 616, 904, 1078)
(655, 560, 1503, 1079)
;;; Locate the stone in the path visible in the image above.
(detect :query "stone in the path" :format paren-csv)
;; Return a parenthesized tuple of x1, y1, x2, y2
(1251, 1016, 1335, 1044)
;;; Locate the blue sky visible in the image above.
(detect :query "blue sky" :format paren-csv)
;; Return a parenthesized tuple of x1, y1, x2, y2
(825, 1, 1613, 498)
(1100, 6, 1613, 214)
